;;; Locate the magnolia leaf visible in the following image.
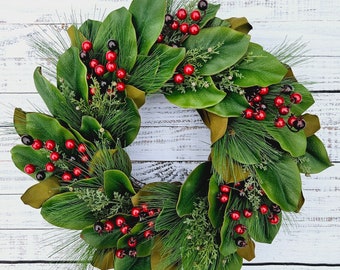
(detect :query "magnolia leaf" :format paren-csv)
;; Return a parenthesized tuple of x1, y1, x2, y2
(104, 170, 136, 199)
(41, 192, 97, 229)
(206, 92, 249, 117)
(13, 108, 27, 136)
(299, 135, 333, 174)
(129, 0, 166, 55)
(126, 85, 146, 108)
(237, 238, 255, 261)
(226, 17, 253, 34)
(176, 162, 212, 217)
(198, 109, 228, 143)
(91, 249, 114, 270)
(297, 192, 305, 212)
(222, 253, 243, 270)
(207, 17, 231, 27)
(165, 76, 226, 109)
(265, 123, 307, 157)
(114, 254, 151, 270)
(21, 177, 60, 209)
(256, 155, 302, 212)
(67, 25, 86, 48)
(82, 225, 122, 249)
(208, 174, 225, 228)
(220, 212, 237, 256)
(184, 27, 250, 76)
(93, 7, 137, 72)
(233, 43, 287, 87)
(57, 47, 88, 102)
(26, 112, 77, 148)
(199, 3, 221, 28)
(80, 115, 112, 141)
(79, 19, 102, 43)
(303, 114, 320, 137)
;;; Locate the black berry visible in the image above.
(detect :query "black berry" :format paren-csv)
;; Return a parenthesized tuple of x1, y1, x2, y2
(235, 237, 247, 247)
(21, 134, 34, 145)
(79, 51, 89, 61)
(107, 39, 118, 51)
(198, 0, 208, 11)
(94, 221, 104, 233)
(36, 171, 46, 181)
(165, 14, 174, 25)
(293, 118, 306, 130)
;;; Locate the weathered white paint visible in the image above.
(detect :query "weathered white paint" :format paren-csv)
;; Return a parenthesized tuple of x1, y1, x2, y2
(0, 0, 339, 269)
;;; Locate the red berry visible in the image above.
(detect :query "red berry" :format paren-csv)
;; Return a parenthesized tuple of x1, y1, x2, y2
(50, 151, 60, 161)
(94, 64, 106, 76)
(81, 40, 93, 52)
(104, 220, 115, 232)
(189, 24, 200, 35)
(73, 167, 82, 177)
(243, 209, 253, 218)
(230, 210, 241, 221)
(24, 164, 35, 174)
(174, 73, 185, 84)
(148, 209, 156, 217)
(89, 59, 99, 69)
(219, 193, 229, 204)
(219, 184, 231, 193)
(81, 154, 89, 163)
(31, 139, 43, 150)
(259, 204, 269, 214)
(253, 110, 266, 121)
(171, 20, 179, 30)
(148, 221, 155, 228)
(127, 236, 137, 248)
(120, 225, 130, 234)
(287, 115, 298, 126)
(116, 81, 126, 92)
(45, 162, 55, 172)
(278, 105, 290, 115)
(77, 143, 86, 153)
(252, 94, 262, 103)
(258, 87, 269, 95)
(115, 216, 126, 227)
(131, 207, 141, 218)
(143, 229, 154, 239)
(157, 34, 164, 43)
(268, 214, 280, 225)
(190, 10, 201, 21)
(290, 92, 302, 104)
(105, 51, 117, 62)
(65, 139, 76, 150)
(44, 140, 56, 151)
(106, 61, 117, 73)
(183, 64, 195, 75)
(89, 87, 97, 95)
(243, 108, 254, 119)
(274, 96, 285, 107)
(179, 23, 189, 34)
(116, 68, 127, 79)
(62, 172, 73, 182)
(141, 203, 148, 212)
(115, 249, 125, 259)
(234, 224, 246, 234)
(176, 8, 187, 20)
(274, 117, 286, 128)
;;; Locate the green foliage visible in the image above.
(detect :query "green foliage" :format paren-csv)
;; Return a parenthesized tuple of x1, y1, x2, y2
(104, 170, 136, 198)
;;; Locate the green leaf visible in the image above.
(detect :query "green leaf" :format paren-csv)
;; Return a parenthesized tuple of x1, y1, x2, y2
(300, 135, 332, 174)
(104, 170, 136, 199)
(13, 108, 27, 136)
(129, 0, 166, 55)
(265, 123, 307, 157)
(81, 225, 122, 249)
(80, 115, 112, 141)
(114, 255, 151, 270)
(79, 19, 102, 43)
(184, 27, 250, 76)
(303, 114, 320, 137)
(176, 162, 212, 217)
(289, 83, 315, 115)
(208, 174, 225, 228)
(119, 98, 141, 146)
(233, 43, 287, 87)
(129, 44, 185, 93)
(26, 113, 77, 149)
(41, 192, 97, 229)
(206, 92, 249, 117)
(226, 17, 253, 34)
(93, 7, 137, 72)
(57, 47, 88, 102)
(199, 4, 221, 28)
(165, 76, 226, 109)
(256, 155, 302, 212)
(67, 25, 86, 48)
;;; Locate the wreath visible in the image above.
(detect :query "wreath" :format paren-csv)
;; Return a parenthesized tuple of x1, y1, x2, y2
(11, 0, 332, 269)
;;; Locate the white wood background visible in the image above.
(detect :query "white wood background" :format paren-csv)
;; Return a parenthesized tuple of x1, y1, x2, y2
(0, 0, 339, 269)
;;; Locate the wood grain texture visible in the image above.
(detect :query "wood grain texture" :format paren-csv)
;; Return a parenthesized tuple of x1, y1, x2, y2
(0, 0, 339, 269)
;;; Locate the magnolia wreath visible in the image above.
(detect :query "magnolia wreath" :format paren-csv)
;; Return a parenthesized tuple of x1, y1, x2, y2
(11, 0, 332, 269)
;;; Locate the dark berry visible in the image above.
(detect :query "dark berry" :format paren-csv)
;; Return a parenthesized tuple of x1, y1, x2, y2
(128, 249, 137, 257)
(79, 51, 89, 61)
(176, 8, 187, 20)
(293, 118, 306, 130)
(21, 134, 34, 145)
(36, 171, 46, 181)
(165, 14, 174, 25)
(81, 40, 93, 52)
(198, 0, 208, 11)
(271, 204, 281, 214)
(157, 34, 164, 43)
(281, 84, 294, 94)
(24, 164, 35, 174)
(257, 103, 267, 111)
(235, 237, 247, 247)
(189, 24, 200, 35)
(107, 39, 118, 51)
(94, 221, 104, 233)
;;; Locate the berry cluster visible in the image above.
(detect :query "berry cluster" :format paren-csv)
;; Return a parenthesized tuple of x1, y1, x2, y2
(79, 39, 127, 97)
(158, 0, 208, 45)
(93, 203, 160, 259)
(21, 134, 88, 182)
(243, 84, 306, 131)
(173, 63, 195, 85)
(217, 184, 231, 204)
